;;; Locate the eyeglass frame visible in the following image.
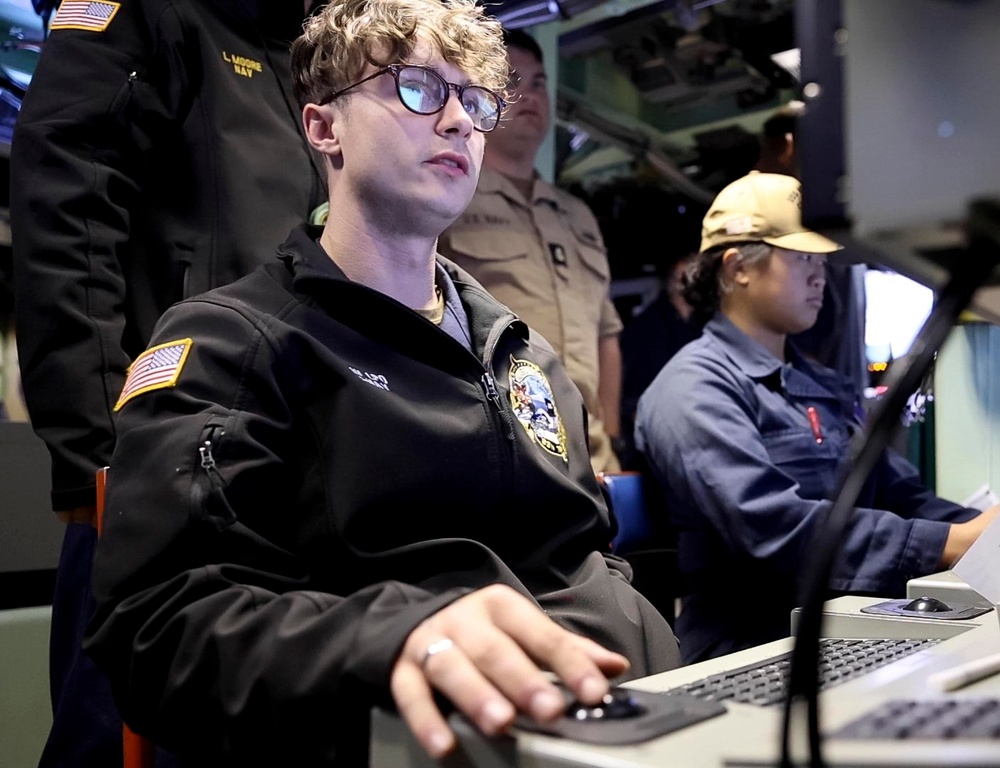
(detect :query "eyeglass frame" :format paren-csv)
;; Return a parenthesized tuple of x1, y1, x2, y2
(317, 63, 506, 133)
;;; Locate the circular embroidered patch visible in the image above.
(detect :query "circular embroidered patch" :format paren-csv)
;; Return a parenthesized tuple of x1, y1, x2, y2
(508, 356, 568, 462)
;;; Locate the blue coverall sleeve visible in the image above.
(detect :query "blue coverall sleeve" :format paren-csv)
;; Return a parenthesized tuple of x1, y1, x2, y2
(876, 448, 979, 521)
(635, 352, 966, 595)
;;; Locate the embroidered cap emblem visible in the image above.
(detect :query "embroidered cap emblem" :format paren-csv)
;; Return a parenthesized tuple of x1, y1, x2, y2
(508, 356, 567, 462)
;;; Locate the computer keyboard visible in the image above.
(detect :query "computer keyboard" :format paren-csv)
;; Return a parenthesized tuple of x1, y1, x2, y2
(833, 698, 1000, 739)
(671, 638, 942, 707)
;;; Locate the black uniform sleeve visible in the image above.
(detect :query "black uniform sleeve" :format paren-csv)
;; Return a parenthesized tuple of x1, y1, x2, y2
(84, 298, 472, 763)
(11, 2, 185, 509)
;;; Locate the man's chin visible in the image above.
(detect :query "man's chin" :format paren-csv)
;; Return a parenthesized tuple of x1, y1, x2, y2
(434, 199, 477, 231)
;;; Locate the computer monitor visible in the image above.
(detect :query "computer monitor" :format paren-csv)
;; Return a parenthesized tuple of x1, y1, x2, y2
(797, 0, 1000, 321)
(863, 268, 934, 373)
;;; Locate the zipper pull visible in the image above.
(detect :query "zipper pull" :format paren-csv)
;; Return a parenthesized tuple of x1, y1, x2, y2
(481, 372, 501, 408)
(199, 439, 218, 471)
(193, 433, 236, 527)
(481, 372, 515, 440)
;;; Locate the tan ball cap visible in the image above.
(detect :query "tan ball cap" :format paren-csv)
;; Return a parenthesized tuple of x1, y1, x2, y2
(700, 171, 843, 254)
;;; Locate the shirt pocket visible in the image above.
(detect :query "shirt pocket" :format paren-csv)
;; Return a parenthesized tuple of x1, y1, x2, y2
(760, 427, 842, 500)
(443, 229, 540, 304)
(569, 223, 611, 286)
(446, 228, 533, 265)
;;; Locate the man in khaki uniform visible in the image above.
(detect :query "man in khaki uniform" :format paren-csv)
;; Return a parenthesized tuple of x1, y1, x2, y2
(439, 29, 623, 473)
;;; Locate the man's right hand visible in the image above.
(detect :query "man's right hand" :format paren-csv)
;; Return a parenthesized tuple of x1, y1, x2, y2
(389, 583, 630, 759)
(940, 504, 1000, 568)
(56, 505, 97, 526)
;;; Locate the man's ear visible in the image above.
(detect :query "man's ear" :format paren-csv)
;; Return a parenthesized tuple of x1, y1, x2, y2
(302, 103, 342, 157)
(721, 247, 751, 287)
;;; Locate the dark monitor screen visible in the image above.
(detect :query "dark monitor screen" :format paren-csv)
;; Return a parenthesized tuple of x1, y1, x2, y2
(797, 0, 1000, 320)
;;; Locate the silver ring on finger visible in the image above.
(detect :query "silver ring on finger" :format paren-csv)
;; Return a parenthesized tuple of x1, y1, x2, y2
(421, 637, 455, 669)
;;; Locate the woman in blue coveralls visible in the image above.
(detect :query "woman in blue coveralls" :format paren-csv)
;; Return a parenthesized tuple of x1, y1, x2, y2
(635, 171, 1000, 664)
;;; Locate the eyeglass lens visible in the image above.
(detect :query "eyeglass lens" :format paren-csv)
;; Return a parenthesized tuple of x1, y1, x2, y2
(395, 66, 501, 132)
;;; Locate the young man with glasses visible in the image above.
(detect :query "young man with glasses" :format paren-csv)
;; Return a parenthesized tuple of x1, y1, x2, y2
(84, 0, 681, 763)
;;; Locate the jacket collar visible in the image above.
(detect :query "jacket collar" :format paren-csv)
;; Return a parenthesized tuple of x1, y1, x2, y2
(275, 223, 348, 285)
(704, 314, 783, 380)
(704, 313, 843, 400)
(274, 223, 528, 351)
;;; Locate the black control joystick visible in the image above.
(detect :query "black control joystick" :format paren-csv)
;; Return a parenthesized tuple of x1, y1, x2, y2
(565, 689, 647, 721)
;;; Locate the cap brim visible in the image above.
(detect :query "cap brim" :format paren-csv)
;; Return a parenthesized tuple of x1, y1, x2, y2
(763, 230, 843, 254)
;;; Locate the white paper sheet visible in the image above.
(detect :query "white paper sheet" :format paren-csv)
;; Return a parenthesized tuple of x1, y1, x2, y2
(962, 482, 1000, 512)
(952, 507, 1000, 605)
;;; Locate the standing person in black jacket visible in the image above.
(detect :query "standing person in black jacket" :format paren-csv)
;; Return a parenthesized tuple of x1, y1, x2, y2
(84, 0, 681, 762)
(10, 1, 326, 765)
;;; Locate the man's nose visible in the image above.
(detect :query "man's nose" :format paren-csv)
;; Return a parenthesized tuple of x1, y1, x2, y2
(438, 94, 474, 136)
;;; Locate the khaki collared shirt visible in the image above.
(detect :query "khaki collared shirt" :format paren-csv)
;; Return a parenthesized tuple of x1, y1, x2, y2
(439, 170, 622, 473)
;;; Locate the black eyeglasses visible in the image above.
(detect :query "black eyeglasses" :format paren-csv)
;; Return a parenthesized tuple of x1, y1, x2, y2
(318, 64, 505, 133)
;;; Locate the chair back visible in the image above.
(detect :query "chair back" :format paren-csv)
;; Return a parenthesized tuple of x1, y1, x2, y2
(598, 471, 652, 555)
(94, 467, 155, 768)
(597, 469, 679, 627)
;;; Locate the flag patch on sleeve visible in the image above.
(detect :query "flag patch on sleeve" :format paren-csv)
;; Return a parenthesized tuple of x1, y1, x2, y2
(50, 1, 121, 32)
(114, 339, 192, 411)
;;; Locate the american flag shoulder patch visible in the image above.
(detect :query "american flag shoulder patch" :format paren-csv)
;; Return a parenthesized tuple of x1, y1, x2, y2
(114, 338, 193, 412)
(50, 1, 121, 32)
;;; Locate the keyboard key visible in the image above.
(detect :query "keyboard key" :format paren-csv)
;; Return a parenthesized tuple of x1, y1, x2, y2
(672, 638, 940, 707)
(834, 699, 1000, 740)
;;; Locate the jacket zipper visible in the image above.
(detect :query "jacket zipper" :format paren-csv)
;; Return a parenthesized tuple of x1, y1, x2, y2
(479, 320, 519, 496)
(194, 424, 237, 528)
(481, 370, 516, 442)
(199, 435, 224, 483)
(481, 315, 517, 443)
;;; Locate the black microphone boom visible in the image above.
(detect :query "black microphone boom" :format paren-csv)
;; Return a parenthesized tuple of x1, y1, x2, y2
(780, 197, 1000, 768)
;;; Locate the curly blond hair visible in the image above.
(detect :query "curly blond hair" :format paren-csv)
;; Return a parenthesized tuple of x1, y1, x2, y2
(292, 0, 508, 108)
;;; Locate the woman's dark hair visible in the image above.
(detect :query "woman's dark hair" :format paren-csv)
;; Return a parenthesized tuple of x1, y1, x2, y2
(681, 242, 772, 327)
(681, 246, 727, 327)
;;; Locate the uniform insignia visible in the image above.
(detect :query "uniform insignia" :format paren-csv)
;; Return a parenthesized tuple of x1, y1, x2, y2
(114, 339, 193, 411)
(508, 356, 568, 462)
(50, 1, 120, 32)
(724, 215, 754, 235)
(548, 243, 567, 266)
